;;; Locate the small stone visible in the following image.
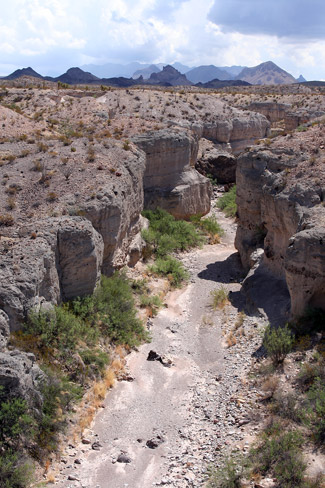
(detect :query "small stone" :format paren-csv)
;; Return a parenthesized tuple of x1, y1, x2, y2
(117, 453, 132, 464)
(81, 438, 91, 445)
(68, 475, 79, 481)
(92, 441, 102, 451)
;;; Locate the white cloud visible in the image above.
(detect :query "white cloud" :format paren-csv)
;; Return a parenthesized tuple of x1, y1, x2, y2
(0, 0, 324, 80)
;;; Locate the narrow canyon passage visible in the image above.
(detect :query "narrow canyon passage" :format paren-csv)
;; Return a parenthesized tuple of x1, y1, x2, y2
(55, 210, 262, 488)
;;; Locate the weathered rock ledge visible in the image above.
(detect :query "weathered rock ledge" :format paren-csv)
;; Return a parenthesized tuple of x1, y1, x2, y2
(235, 126, 325, 317)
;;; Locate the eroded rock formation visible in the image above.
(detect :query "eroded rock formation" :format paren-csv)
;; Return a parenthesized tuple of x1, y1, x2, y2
(235, 125, 325, 317)
(132, 129, 212, 219)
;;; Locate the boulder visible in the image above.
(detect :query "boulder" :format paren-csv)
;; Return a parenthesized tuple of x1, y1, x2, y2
(0, 350, 45, 406)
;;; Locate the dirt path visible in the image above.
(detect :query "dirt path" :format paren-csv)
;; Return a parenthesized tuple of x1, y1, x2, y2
(54, 208, 265, 488)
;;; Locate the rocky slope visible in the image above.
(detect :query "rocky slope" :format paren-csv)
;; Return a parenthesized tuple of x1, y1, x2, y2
(235, 124, 325, 318)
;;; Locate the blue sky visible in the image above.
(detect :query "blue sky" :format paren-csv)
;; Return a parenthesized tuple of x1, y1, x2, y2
(0, 0, 324, 79)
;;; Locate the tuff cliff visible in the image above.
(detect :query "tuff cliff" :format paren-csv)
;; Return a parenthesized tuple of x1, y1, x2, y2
(132, 129, 211, 219)
(235, 124, 325, 317)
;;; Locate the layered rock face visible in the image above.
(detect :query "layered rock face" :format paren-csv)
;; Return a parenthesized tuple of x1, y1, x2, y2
(246, 101, 325, 131)
(132, 129, 212, 219)
(80, 151, 146, 274)
(200, 112, 269, 155)
(235, 126, 325, 317)
(246, 102, 291, 123)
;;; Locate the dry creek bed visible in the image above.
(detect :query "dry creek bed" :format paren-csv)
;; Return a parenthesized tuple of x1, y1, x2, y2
(51, 205, 269, 488)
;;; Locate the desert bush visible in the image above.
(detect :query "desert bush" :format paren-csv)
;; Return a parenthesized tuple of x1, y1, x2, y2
(0, 451, 33, 488)
(92, 273, 149, 346)
(271, 391, 304, 423)
(150, 256, 189, 287)
(142, 208, 203, 257)
(251, 429, 306, 488)
(0, 388, 33, 449)
(263, 324, 294, 365)
(306, 379, 325, 445)
(139, 294, 163, 316)
(190, 215, 224, 242)
(216, 186, 237, 217)
(208, 453, 249, 488)
(36, 370, 82, 456)
(211, 287, 229, 310)
(25, 306, 94, 356)
(79, 349, 109, 376)
(0, 213, 14, 226)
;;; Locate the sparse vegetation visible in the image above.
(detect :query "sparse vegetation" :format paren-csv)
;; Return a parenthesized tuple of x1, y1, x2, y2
(216, 186, 237, 217)
(263, 324, 294, 365)
(210, 287, 229, 310)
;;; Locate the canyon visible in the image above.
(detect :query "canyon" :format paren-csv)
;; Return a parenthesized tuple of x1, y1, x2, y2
(0, 79, 324, 486)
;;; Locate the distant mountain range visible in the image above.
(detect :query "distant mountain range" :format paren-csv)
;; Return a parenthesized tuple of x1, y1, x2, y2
(1, 61, 310, 87)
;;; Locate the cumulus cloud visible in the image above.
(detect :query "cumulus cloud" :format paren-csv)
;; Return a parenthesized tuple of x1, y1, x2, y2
(0, 0, 324, 80)
(208, 0, 325, 40)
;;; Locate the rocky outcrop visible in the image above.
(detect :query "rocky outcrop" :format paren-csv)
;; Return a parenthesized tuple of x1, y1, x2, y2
(148, 65, 192, 86)
(200, 112, 269, 154)
(196, 138, 236, 184)
(132, 129, 211, 219)
(246, 102, 291, 123)
(80, 151, 146, 274)
(0, 350, 44, 406)
(285, 221, 325, 316)
(246, 101, 325, 131)
(0, 217, 103, 331)
(235, 127, 325, 317)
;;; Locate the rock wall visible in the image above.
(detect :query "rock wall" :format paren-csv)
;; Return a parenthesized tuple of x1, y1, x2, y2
(246, 102, 291, 124)
(80, 150, 146, 274)
(132, 129, 212, 219)
(200, 111, 269, 155)
(235, 141, 325, 318)
(0, 217, 104, 331)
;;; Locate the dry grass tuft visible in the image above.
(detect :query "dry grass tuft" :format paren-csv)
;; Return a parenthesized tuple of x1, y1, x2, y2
(210, 287, 229, 310)
(226, 331, 237, 347)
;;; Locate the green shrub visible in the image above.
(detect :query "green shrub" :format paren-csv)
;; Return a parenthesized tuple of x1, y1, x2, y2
(25, 306, 98, 357)
(251, 430, 306, 488)
(79, 349, 109, 376)
(0, 451, 33, 488)
(263, 324, 294, 365)
(271, 391, 304, 423)
(93, 273, 149, 346)
(216, 186, 237, 217)
(142, 208, 203, 256)
(190, 215, 224, 242)
(139, 294, 163, 316)
(150, 256, 189, 287)
(306, 379, 325, 445)
(36, 369, 82, 456)
(0, 393, 33, 448)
